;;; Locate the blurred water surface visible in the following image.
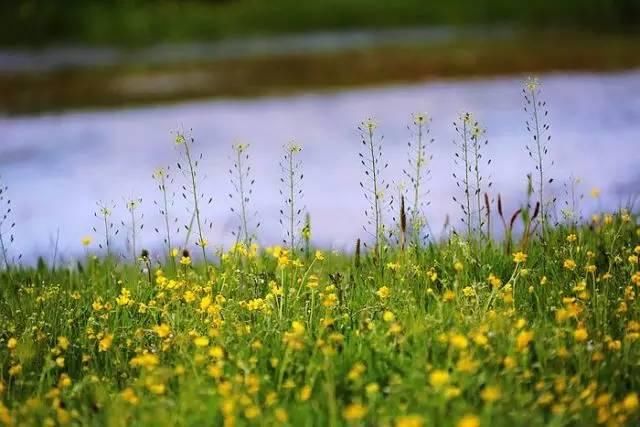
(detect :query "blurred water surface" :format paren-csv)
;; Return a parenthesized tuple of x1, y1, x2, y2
(1, 71, 639, 262)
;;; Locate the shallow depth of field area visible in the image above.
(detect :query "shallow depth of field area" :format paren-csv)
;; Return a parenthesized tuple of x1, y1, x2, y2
(1, 78, 639, 427)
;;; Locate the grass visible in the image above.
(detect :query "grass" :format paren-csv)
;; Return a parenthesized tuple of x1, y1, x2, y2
(1, 78, 640, 427)
(4, 32, 640, 115)
(1, 212, 640, 426)
(2, 0, 639, 47)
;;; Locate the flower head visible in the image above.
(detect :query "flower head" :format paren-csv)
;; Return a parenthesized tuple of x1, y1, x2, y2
(412, 112, 429, 126)
(525, 76, 540, 93)
(343, 403, 367, 422)
(362, 118, 378, 132)
(457, 414, 480, 427)
(376, 286, 391, 300)
(513, 252, 528, 264)
(429, 370, 450, 388)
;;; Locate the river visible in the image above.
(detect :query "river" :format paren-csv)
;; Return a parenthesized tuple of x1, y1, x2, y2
(1, 70, 639, 262)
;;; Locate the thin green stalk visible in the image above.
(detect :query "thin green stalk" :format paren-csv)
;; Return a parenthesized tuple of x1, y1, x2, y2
(462, 121, 472, 237)
(289, 151, 295, 254)
(367, 125, 382, 261)
(531, 89, 545, 237)
(237, 148, 250, 246)
(0, 232, 9, 270)
(160, 173, 173, 253)
(183, 140, 208, 270)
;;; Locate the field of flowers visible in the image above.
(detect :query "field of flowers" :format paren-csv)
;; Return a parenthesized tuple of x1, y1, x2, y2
(1, 79, 639, 426)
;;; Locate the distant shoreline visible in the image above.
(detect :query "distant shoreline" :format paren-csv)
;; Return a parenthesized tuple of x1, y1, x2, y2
(2, 31, 640, 116)
(0, 27, 513, 73)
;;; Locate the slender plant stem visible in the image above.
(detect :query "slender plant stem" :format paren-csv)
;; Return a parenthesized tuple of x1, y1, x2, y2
(367, 126, 381, 261)
(412, 121, 423, 247)
(103, 213, 111, 257)
(0, 232, 9, 270)
(160, 174, 173, 253)
(183, 142, 208, 270)
(531, 90, 545, 238)
(130, 206, 137, 263)
(474, 135, 482, 238)
(462, 121, 472, 237)
(237, 149, 250, 246)
(288, 152, 295, 253)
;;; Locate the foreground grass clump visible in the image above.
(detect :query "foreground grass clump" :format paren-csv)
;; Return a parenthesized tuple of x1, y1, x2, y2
(1, 214, 640, 426)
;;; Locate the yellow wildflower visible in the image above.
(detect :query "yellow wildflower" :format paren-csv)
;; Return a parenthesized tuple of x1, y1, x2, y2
(7, 338, 17, 351)
(153, 324, 171, 338)
(8, 364, 22, 377)
(450, 334, 468, 350)
(513, 252, 527, 264)
(516, 330, 534, 352)
(194, 336, 210, 348)
(130, 353, 159, 369)
(480, 385, 502, 403)
(99, 334, 113, 352)
(116, 288, 133, 306)
(348, 362, 366, 382)
(57, 336, 70, 351)
(274, 408, 288, 423)
(376, 286, 390, 300)
(343, 403, 367, 422)
(623, 393, 639, 412)
(396, 415, 424, 427)
(487, 274, 502, 288)
(443, 290, 456, 302)
(574, 327, 589, 342)
(383, 311, 396, 322)
(429, 370, 450, 388)
(121, 388, 139, 405)
(299, 385, 312, 401)
(457, 414, 480, 427)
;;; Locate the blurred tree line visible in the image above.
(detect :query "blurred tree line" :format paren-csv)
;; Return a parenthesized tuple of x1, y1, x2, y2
(1, 0, 638, 46)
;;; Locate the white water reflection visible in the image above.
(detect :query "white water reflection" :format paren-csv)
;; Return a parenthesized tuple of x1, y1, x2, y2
(1, 71, 639, 262)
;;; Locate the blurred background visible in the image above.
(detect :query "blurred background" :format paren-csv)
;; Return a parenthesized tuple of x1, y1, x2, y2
(1, 0, 639, 260)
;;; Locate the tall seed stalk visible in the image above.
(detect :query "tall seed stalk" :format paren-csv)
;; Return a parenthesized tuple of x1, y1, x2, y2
(122, 198, 143, 264)
(302, 213, 311, 260)
(403, 112, 434, 248)
(523, 77, 554, 238)
(175, 131, 213, 270)
(359, 118, 391, 263)
(452, 113, 492, 239)
(229, 142, 260, 246)
(93, 201, 118, 258)
(561, 175, 584, 229)
(152, 166, 180, 259)
(279, 142, 305, 254)
(0, 179, 18, 269)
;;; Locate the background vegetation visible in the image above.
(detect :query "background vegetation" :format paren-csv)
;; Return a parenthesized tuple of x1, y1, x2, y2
(2, 0, 639, 46)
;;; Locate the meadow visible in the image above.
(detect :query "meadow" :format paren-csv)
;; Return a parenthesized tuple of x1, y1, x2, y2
(0, 78, 639, 427)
